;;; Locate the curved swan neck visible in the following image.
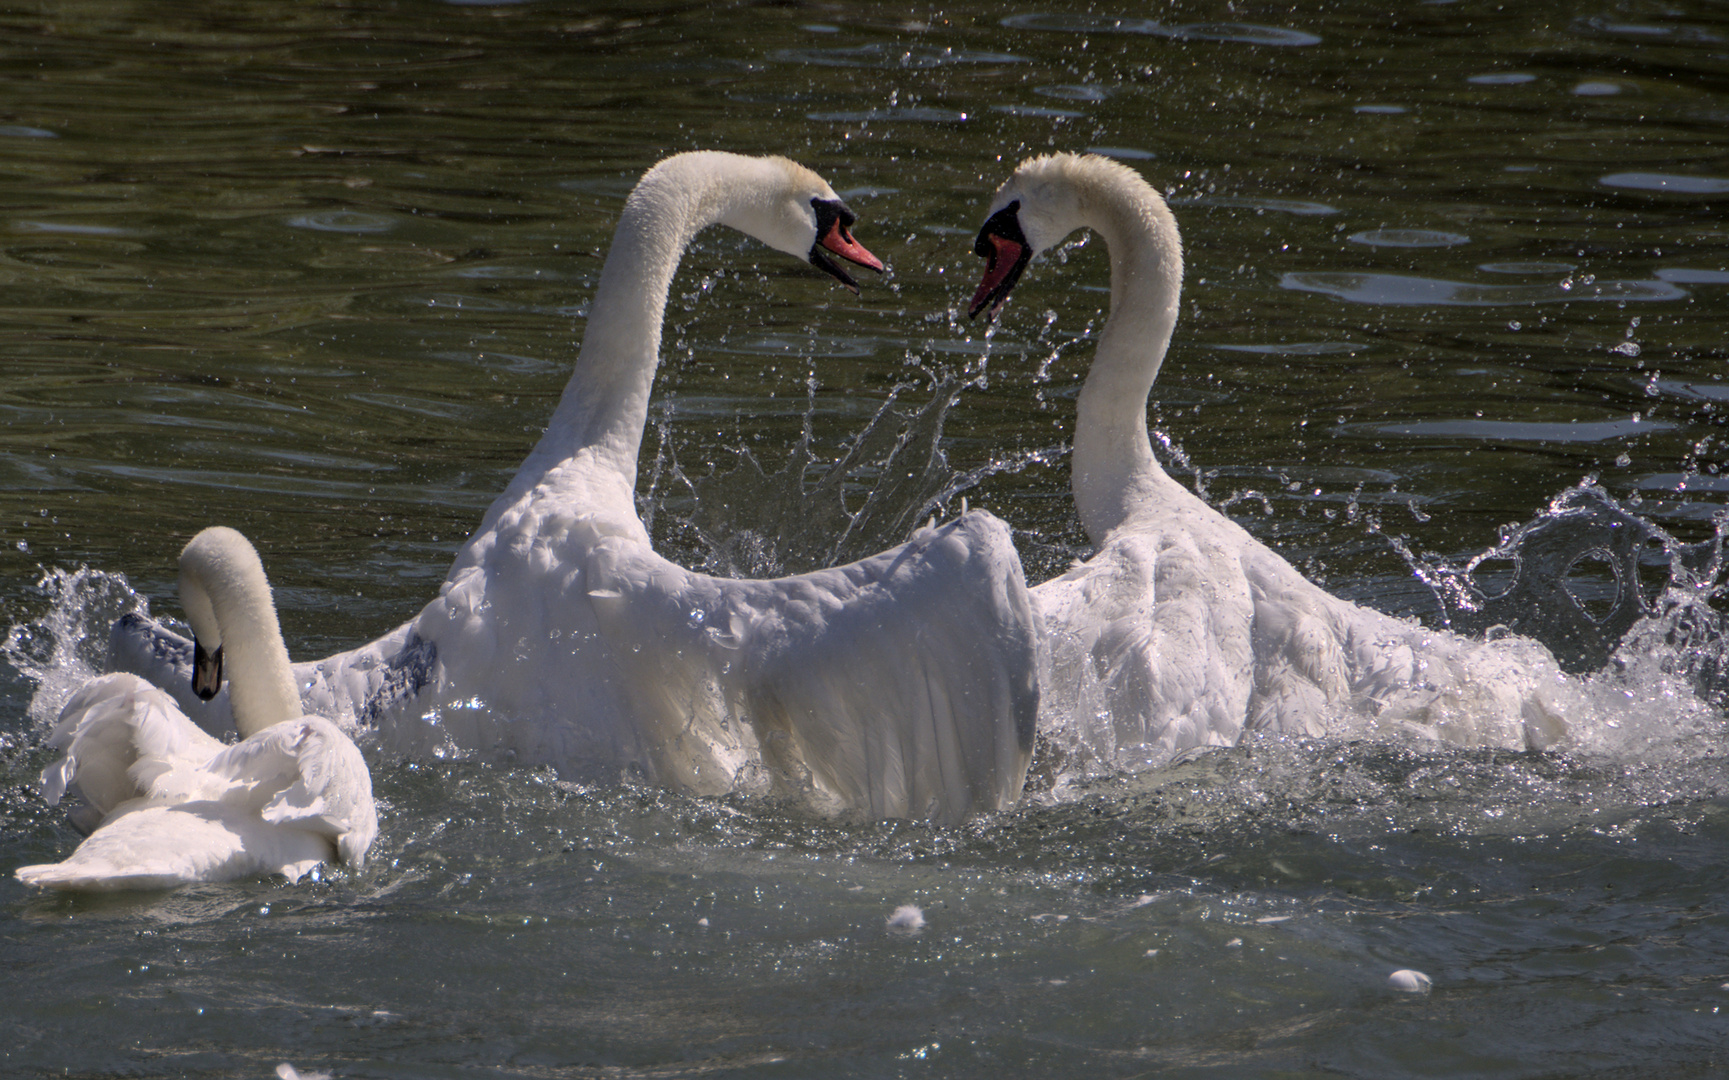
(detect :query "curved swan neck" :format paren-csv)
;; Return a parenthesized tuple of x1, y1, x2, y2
(1065, 164, 1184, 543)
(512, 152, 809, 513)
(179, 527, 302, 737)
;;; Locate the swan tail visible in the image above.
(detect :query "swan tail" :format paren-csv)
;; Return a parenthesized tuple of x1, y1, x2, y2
(13, 800, 324, 890)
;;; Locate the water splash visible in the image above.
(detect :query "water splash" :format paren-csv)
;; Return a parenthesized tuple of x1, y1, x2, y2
(1397, 482, 1727, 686)
(7, 437, 1724, 811)
(1, 566, 152, 729)
(644, 358, 1060, 577)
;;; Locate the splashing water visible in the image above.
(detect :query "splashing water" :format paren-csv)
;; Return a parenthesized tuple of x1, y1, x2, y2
(2, 566, 153, 731)
(1398, 482, 1729, 703)
(644, 356, 1064, 577)
(636, 371, 1729, 801)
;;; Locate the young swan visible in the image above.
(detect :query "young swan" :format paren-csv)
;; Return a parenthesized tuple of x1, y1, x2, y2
(969, 153, 1572, 771)
(16, 527, 377, 891)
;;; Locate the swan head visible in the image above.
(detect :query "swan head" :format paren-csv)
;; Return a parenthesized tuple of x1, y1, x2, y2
(713, 156, 884, 293)
(968, 153, 1160, 321)
(178, 530, 234, 701)
(177, 527, 303, 734)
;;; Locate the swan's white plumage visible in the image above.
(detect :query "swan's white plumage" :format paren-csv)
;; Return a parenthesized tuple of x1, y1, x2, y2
(18, 528, 376, 891)
(113, 153, 1037, 821)
(974, 154, 1572, 770)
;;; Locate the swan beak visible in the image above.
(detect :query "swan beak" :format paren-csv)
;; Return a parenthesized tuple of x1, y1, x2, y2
(810, 198, 884, 294)
(192, 639, 224, 701)
(968, 200, 1032, 322)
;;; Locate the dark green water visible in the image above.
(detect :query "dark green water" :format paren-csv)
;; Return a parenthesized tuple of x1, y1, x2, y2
(2, 2, 1727, 1077)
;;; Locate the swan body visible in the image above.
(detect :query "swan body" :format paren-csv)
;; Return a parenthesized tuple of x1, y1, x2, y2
(114, 153, 1038, 822)
(969, 154, 1571, 772)
(17, 527, 376, 890)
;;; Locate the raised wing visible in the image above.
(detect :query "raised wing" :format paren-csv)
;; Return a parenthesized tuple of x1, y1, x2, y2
(1033, 532, 1258, 770)
(40, 673, 226, 827)
(586, 510, 1040, 823)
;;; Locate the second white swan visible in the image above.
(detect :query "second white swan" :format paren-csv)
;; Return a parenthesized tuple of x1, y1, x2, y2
(968, 153, 1572, 773)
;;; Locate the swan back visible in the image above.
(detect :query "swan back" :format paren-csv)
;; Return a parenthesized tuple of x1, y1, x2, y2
(179, 526, 302, 737)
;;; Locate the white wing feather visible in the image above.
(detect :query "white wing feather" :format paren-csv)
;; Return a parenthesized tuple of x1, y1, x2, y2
(16, 675, 376, 891)
(587, 511, 1039, 822)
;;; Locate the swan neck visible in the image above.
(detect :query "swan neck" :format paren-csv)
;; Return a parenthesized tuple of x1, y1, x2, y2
(181, 532, 302, 736)
(513, 154, 766, 512)
(1070, 188, 1183, 543)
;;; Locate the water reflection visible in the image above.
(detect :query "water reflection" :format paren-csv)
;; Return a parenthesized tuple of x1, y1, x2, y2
(806, 107, 970, 123)
(1355, 417, 1677, 443)
(1001, 13, 1322, 47)
(286, 210, 398, 234)
(1281, 271, 1687, 305)
(1180, 195, 1337, 215)
(1601, 171, 1729, 194)
(1348, 228, 1470, 248)
(771, 44, 1025, 67)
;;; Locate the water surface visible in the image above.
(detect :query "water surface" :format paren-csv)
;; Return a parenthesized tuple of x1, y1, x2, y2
(2, 3, 1727, 1077)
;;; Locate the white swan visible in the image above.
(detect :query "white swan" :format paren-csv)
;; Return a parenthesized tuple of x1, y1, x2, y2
(17, 527, 376, 891)
(967, 153, 1572, 772)
(113, 152, 1039, 822)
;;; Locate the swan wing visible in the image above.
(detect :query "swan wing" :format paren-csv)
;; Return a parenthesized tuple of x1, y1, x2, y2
(1034, 533, 1256, 760)
(40, 673, 226, 826)
(297, 621, 437, 729)
(205, 717, 379, 869)
(107, 612, 236, 733)
(1243, 552, 1350, 739)
(587, 510, 1039, 823)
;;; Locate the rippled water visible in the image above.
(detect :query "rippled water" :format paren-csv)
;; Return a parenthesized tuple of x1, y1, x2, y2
(3, 3, 1728, 1077)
